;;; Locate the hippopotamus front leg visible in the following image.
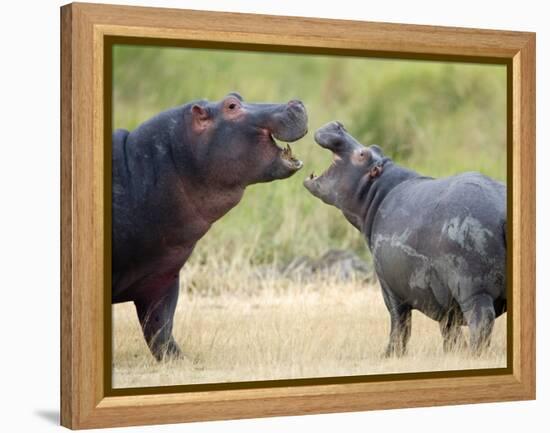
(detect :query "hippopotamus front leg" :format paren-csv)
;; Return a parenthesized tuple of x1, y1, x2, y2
(134, 278, 182, 361)
(461, 293, 496, 355)
(438, 305, 467, 352)
(381, 284, 412, 357)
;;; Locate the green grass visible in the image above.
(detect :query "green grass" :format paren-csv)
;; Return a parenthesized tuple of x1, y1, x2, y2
(113, 45, 506, 265)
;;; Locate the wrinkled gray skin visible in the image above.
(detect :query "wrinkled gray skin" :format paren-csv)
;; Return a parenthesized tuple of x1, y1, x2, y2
(304, 121, 506, 356)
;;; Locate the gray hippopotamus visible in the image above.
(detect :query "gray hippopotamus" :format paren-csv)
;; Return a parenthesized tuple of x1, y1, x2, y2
(304, 121, 506, 356)
(113, 93, 307, 360)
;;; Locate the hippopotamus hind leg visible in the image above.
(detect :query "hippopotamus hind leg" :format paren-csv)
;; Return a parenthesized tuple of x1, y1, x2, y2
(381, 284, 412, 357)
(461, 293, 496, 355)
(134, 278, 182, 361)
(438, 304, 467, 352)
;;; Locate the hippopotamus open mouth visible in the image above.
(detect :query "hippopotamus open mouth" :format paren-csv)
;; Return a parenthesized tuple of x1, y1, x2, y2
(256, 97, 308, 176)
(267, 120, 305, 172)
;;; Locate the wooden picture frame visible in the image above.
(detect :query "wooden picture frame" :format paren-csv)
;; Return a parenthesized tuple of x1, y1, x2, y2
(60, 2, 536, 429)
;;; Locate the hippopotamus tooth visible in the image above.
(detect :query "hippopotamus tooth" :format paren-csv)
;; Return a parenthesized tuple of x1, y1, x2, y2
(282, 143, 294, 160)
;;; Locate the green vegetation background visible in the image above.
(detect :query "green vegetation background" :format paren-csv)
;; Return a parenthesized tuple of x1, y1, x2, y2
(113, 45, 506, 265)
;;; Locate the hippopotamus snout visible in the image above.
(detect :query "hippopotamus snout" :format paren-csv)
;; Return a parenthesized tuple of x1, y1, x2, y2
(314, 121, 360, 154)
(314, 121, 345, 149)
(269, 99, 308, 142)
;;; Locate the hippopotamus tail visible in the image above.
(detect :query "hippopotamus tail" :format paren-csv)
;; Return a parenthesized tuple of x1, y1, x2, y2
(502, 221, 507, 250)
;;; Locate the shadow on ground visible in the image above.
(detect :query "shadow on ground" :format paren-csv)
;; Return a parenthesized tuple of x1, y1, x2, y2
(34, 409, 58, 425)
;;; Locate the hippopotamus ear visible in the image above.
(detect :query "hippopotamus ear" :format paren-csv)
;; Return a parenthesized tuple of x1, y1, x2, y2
(191, 104, 212, 133)
(227, 91, 243, 101)
(370, 144, 384, 157)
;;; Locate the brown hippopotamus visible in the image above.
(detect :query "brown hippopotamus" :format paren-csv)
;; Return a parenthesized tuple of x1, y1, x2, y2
(304, 121, 506, 356)
(112, 92, 307, 360)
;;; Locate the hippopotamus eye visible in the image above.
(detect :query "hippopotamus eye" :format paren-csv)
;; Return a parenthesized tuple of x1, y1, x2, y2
(226, 99, 241, 111)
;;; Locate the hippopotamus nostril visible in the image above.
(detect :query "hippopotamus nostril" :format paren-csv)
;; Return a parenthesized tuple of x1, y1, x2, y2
(287, 101, 307, 117)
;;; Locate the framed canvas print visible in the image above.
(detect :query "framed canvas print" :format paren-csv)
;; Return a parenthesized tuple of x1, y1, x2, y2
(60, 2, 536, 429)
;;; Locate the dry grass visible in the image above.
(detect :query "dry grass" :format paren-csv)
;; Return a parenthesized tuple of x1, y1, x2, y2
(112, 262, 506, 388)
